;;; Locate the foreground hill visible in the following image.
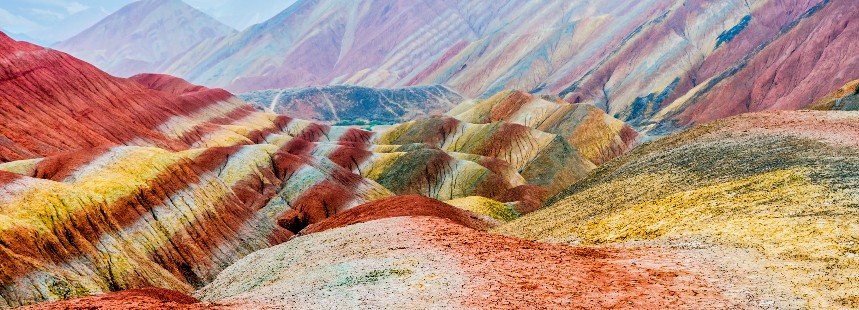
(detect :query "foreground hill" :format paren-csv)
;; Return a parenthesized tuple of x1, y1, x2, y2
(496, 110, 859, 308)
(0, 33, 636, 307)
(53, 0, 236, 77)
(239, 85, 463, 124)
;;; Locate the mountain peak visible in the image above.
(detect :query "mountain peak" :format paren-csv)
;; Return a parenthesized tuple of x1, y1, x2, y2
(52, 0, 237, 77)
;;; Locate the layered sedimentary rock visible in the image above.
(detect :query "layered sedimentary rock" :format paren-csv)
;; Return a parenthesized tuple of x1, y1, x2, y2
(143, 0, 859, 134)
(496, 110, 859, 308)
(0, 33, 639, 307)
(448, 90, 638, 165)
(375, 116, 594, 195)
(240, 85, 463, 124)
(643, 0, 859, 132)
(53, 0, 236, 77)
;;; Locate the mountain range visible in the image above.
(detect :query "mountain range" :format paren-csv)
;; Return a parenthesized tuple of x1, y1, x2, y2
(0, 32, 640, 307)
(2, 0, 859, 308)
(53, 0, 859, 134)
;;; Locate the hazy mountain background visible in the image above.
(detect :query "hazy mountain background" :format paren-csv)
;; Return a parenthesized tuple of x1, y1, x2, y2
(0, 0, 297, 44)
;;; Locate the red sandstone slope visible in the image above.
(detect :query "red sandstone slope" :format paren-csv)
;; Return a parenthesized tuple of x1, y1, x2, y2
(130, 73, 209, 95)
(0, 33, 234, 162)
(299, 195, 493, 235)
(659, 0, 859, 130)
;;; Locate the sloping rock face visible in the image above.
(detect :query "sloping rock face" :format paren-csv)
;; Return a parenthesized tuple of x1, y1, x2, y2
(448, 90, 638, 165)
(644, 0, 859, 133)
(810, 78, 859, 111)
(496, 110, 859, 308)
(298, 195, 494, 235)
(53, 0, 237, 78)
(129, 73, 210, 95)
(239, 85, 463, 124)
(375, 116, 595, 195)
(152, 0, 858, 134)
(0, 32, 211, 161)
(161, 0, 515, 92)
(0, 33, 639, 308)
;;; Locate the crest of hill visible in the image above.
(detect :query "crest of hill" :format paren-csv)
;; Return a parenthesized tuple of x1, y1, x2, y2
(53, 0, 237, 77)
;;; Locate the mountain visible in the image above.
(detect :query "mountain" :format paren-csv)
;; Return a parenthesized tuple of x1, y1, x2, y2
(447, 90, 638, 165)
(53, 0, 237, 77)
(1, 31, 54, 47)
(496, 110, 859, 308)
(239, 85, 463, 124)
(160, 0, 513, 92)
(0, 33, 638, 307)
(157, 0, 859, 134)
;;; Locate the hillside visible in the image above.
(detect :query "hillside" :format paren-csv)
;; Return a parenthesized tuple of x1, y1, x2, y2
(148, 0, 859, 134)
(0, 33, 638, 308)
(496, 110, 859, 308)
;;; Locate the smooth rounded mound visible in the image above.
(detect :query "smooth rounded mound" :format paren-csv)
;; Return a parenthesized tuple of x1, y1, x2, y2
(299, 195, 493, 235)
(445, 196, 520, 221)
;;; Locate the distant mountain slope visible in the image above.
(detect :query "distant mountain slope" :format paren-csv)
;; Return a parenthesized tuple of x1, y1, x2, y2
(53, 0, 236, 77)
(156, 0, 858, 134)
(161, 0, 516, 91)
(239, 85, 463, 124)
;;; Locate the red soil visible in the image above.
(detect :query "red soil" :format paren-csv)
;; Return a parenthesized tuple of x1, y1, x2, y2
(299, 195, 492, 235)
(129, 73, 208, 95)
(26, 147, 108, 180)
(277, 180, 359, 233)
(337, 128, 375, 145)
(415, 217, 735, 309)
(0, 33, 236, 162)
(19, 288, 219, 310)
(710, 110, 859, 148)
(327, 145, 373, 171)
(497, 185, 549, 214)
(488, 90, 534, 122)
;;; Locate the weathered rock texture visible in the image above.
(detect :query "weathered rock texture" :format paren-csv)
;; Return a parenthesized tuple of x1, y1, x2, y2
(0, 33, 637, 308)
(97, 0, 859, 134)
